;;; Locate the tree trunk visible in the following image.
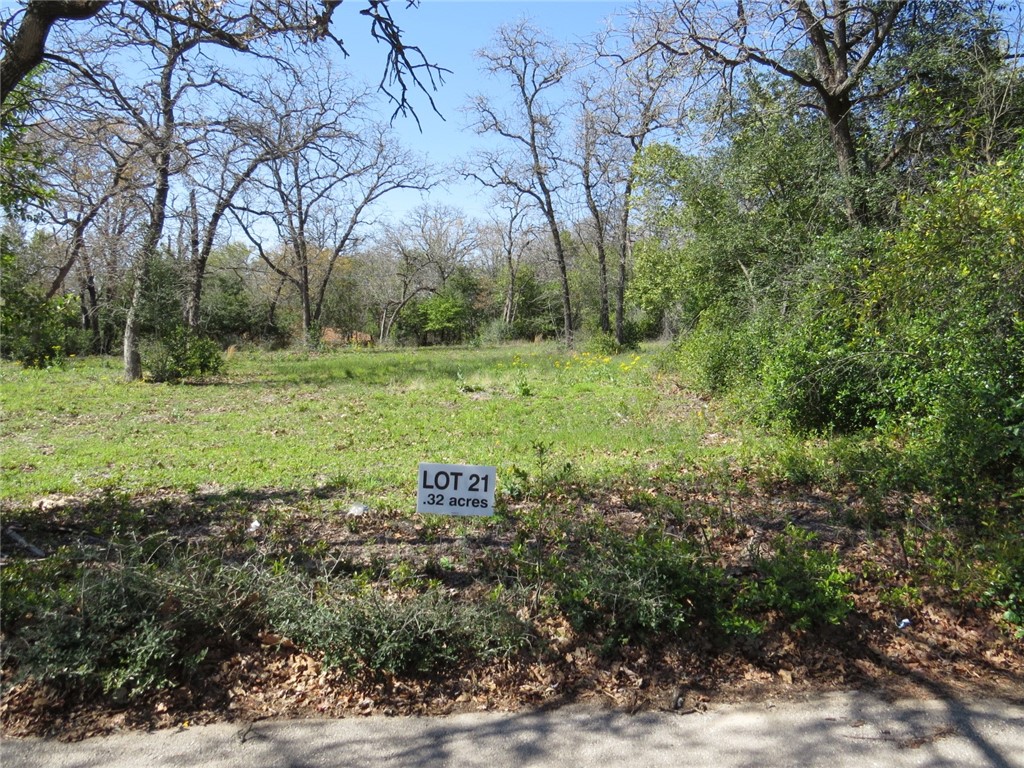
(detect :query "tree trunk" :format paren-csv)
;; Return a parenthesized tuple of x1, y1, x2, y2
(539, 189, 572, 346)
(502, 261, 518, 325)
(586, 218, 610, 336)
(123, 54, 174, 381)
(615, 234, 627, 345)
(615, 174, 635, 346)
(123, 209, 164, 381)
(822, 92, 867, 225)
(184, 190, 202, 328)
(551, 227, 573, 347)
(597, 250, 611, 335)
(299, 258, 315, 347)
(185, 261, 203, 329)
(82, 267, 101, 352)
(122, 260, 146, 381)
(267, 273, 287, 329)
(582, 158, 610, 335)
(186, 162, 264, 329)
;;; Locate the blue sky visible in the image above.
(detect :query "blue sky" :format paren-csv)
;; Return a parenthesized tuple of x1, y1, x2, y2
(0, 0, 636, 225)
(336, 0, 636, 222)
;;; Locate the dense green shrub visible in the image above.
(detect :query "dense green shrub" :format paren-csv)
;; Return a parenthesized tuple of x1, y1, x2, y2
(551, 523, 723, 646)
(696, 146, 1024, 501)
(732, 525, 854, 633)
(0, 246, 88, 368)
(862, 149, 1024, 494)
(754, 246, 888, 433)
(200, 270, 281, 344)
(144, 326, 225, 383)
(395, 269, 488, 345)
(674, 303, 767, 395)
(422, 293, 471, 344)
(0, 290, 87, 369)
(582, 331, 622, 357)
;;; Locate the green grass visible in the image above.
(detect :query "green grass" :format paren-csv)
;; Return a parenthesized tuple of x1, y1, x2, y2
(4, 342, 1021, 710)
(0, 343, 700, 505)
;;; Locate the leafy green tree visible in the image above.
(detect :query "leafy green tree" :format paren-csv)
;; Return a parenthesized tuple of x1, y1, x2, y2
(633, 75, 847, 389)
(0, 73, 51, 218)
(199, 247, 281, 344)
(862, 0, 1024, 211)
(650, 0, 1020, 225)
(394, 268, 483, 346)
(487, 262, 559, 341)
(867, 146, 1024, 492)
(422, 293, 469, 345)
(0, 231, 86, 367)
(652, 0, 909, 224)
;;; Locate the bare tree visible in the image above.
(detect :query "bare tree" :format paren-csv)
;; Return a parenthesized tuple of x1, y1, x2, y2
(0, 0, 105, 103)
(23, 106, 148, 353)
(466, 21, 576, 345)
(362, 234, 433, 343)
(400, 202, 477, 288)
(24, 116, 147, 304)
(1, 0, 445, 113)
(596, 13, 691, 342)
(180, 78, 309, 330)
(572, 80, 618, 336)
(234, 73, 431, 346)
(651, 0, 909, 224)
(78, 193, 146, 352)
(479, 191, 539, 328)
(28, 2, 305, 378)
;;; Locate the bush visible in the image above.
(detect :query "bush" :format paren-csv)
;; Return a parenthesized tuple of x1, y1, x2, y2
(619, 316, 655, 349)
(279, 589, 526, 676)
(0, 292, 87, 368)
(732, 525, 854, 633)
(478, 318, 517, 344)
(0, 549, 209, 700)
(755, 263, 887, 433)
(862, 149, 1024, 497)
(909, 511, 1024, 638)
(1, 248, 88, 368)
(551, 522, 722, 646)
(0, 541, 530, 699)
(144, 326, 225, 383)
(674, 303, 767, 395)
(224, 561, 528, 677)
(582, 331, 621, 357)
(200, 270, 281, 344)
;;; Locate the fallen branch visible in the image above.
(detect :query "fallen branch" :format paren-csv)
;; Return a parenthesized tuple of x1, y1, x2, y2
(2, 527, 46, 558)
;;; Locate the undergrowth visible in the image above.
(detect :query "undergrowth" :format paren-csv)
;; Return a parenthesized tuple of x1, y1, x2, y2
(2, 483, 1019, 709)
(0, 537, 529, 700)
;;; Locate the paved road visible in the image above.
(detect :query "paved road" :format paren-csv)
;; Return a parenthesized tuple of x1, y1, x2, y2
(3, 691, 1022, 767)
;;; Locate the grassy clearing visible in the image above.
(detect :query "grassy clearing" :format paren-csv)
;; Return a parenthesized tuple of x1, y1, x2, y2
(1, 342, 1022, 735)
(0, 343, 696, 504)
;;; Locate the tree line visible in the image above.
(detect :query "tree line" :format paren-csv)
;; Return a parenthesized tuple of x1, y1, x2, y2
(1, 1, 680, 370)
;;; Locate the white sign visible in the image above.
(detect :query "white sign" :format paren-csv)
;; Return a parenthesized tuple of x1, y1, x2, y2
(417, 462, 496, 516)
